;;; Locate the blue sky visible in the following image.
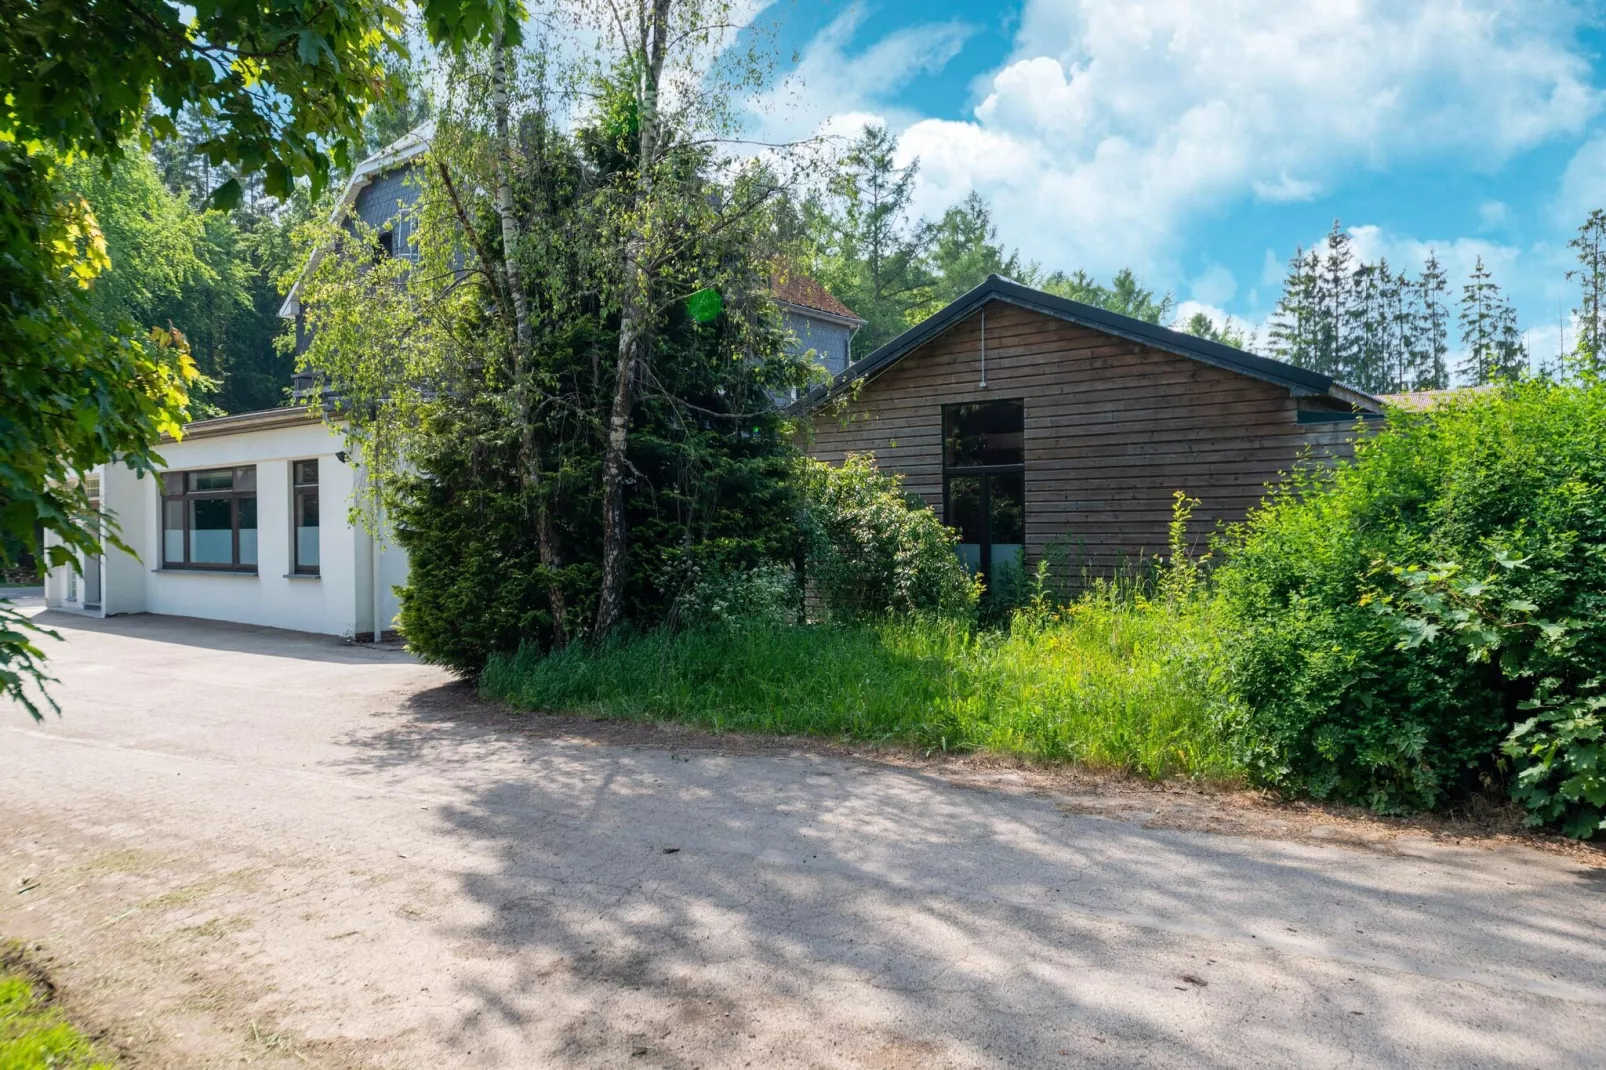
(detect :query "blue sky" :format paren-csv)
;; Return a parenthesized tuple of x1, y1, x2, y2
(739, 0, 1606, 359)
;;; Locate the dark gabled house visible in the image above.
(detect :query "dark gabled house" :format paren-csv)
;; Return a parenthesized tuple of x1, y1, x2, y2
(796, 274, 1382, 584)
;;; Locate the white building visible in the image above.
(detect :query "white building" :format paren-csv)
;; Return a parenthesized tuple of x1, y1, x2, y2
(43, 409, 406, 639)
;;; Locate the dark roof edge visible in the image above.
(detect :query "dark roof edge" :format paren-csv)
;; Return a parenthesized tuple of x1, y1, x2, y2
(791, 275, 1382, 413)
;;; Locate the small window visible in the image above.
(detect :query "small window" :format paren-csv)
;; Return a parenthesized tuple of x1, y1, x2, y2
(376, 230, 395, 259)
(160, 467, 258, 571)
(293, 460, 320, 575)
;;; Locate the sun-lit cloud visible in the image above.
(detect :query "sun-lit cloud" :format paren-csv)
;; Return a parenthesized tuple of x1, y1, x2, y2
(831, 0, 1593, 282)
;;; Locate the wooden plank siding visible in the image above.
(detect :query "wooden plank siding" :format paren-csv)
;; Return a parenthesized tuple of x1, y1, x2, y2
(805, 301, 1360, 574)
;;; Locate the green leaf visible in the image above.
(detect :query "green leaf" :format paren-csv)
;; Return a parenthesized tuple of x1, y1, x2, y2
(207, 177, 243, 211)
(686, 287, 722, 324)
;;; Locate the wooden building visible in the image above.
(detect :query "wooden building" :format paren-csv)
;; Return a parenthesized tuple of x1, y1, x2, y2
(797, 275, 1382, 583)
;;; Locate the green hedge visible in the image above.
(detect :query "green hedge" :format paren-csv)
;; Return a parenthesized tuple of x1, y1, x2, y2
(1217, 380, 1606, 834)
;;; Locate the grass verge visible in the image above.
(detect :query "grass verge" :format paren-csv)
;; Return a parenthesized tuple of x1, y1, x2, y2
(0, 943, 112, 1069)
(481, 592, 1243, 780)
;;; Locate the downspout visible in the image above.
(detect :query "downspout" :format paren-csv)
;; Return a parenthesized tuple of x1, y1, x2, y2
(979, 309, 988, 388)
(372, 509, 382, 644)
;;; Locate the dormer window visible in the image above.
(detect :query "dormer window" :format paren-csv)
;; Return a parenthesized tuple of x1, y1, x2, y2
(376, 229, 395, 259)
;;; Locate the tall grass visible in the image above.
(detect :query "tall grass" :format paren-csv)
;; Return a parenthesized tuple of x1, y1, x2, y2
(480, 584, 1243, 780)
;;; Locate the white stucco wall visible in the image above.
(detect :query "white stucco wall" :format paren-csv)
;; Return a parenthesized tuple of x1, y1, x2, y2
(44, 414, 410, 639)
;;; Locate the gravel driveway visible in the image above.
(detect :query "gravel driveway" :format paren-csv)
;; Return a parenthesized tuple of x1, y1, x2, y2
(2, 611, 1603, 1069)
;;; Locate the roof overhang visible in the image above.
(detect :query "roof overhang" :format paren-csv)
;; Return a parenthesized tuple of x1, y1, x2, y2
(775, 299, 865, 330)
(162, 407, 331, 444)
(277, 123, 435, 319)
(790, 274, 1382, 415)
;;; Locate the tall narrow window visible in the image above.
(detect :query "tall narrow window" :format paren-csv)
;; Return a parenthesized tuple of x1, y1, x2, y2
(293, 460, 320, 575)
(160, 467, 258, 570)
(942, 400, 1025, 589)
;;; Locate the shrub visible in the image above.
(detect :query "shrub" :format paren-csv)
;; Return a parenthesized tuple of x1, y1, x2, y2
(1216, 380, 1606, 832)
(799, 453, 979, 619)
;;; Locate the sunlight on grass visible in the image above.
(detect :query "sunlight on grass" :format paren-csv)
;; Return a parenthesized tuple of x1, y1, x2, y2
(0, 946, 111, 1069)
(480, 591, 1243, 780)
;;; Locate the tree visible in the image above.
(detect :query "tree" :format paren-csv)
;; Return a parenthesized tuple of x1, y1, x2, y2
(1268, 245, 1320, 370)
(1566, 209, 1606, 379)
(1413, 251, 1451, 390)
(295, 11, 819, 656)
(1181, 311, 1248, 349)
(1039, 267, 1173, 323)
(0, 0, 507, 715)
(1458, 256, 1525, 385)
(806, 124, 936, 358)
(922, 193, 1026, 311)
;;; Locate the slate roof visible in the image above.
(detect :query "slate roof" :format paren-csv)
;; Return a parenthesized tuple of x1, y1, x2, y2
(793, 274, 1381, 413)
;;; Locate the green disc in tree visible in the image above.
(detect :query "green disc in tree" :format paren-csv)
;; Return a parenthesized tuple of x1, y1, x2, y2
(686, 287, 723, 323)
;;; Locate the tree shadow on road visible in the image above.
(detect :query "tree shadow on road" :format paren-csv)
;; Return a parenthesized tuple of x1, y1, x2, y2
(327, 684, 1606, 1068)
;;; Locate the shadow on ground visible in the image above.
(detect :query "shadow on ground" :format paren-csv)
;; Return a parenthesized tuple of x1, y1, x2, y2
(324, 683, 1606, 1068)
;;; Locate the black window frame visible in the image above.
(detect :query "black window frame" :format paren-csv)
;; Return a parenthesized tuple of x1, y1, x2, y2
(941, 400, 1026, 584)
(292, 459, 321, 576)
(160, 466, 259, 572)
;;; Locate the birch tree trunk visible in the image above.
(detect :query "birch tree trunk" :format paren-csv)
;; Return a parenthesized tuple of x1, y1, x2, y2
(493, 29, 569, 646)
(593, 0, 672, 638)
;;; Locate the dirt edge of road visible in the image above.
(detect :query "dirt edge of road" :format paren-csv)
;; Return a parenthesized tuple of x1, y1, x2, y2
(404, 679, 1606, 868)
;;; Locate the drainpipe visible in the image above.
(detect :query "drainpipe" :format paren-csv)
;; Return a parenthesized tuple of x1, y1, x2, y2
(371, 509, 382, 644)
(979, 310, 988, 388)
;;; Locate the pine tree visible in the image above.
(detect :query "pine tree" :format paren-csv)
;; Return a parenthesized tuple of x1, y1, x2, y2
(1459, 255, 1516, 385)
(1268, 245, 1320, 369)
(1413, 251, 1450, 390)
(1565, 208, 1606, 378)
(1312, 220, 1354, 378)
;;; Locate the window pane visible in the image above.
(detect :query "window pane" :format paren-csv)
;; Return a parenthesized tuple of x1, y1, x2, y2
(946, 476, 984, 574)
(162, 472, 184, 495)
(163, 500, 184, 564)
(234, 466, 256, 492)
(296, 490, 320, 570)
(190, 469, 233, 491)
(190, 498, 233, 564)
(943, 400, 1024, 467)
(988, 473, 1025, 588)
(238, 496, 258, 566)
(294, 459, 319, 486)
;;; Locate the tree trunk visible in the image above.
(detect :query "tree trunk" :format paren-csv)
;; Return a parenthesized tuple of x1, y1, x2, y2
(492, 30, 568, 647)
(593, 0, 673, 639)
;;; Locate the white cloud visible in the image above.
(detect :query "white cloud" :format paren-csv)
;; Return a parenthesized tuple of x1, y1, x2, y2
(1479, 200, 1512, 230)
(1342, 224, 1520, 283)
(1554, 131, 1606, 225)
(1252, 172, 1321, 204)
(748, 4, 975, 145)
(890, 0, 1598, 277)
(1190, 264, 1237, 306)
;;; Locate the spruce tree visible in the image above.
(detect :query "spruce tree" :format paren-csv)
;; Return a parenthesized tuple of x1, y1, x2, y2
(1268, 245, 1320, 369)
(1413, 251, 1451, 390)
(1459, 255, 1516, 385)
(1565, 208, 1606, 378)
(1312, 220, 1354, 378)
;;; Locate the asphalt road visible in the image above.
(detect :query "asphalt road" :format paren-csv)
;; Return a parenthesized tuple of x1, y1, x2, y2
(3, 611, 1603, 1069)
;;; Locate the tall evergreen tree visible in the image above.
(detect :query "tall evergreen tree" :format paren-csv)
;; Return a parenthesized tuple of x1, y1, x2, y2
(812, 124, 935, 357)
(1313, 219, 1355, 379)
(1458, 255, 1525, 385)
(1268, 245, 1320, 368)
(1565, 208, 1606, 378)
(1413, 251, 1451, 390)
(922, 192, 1025, 311)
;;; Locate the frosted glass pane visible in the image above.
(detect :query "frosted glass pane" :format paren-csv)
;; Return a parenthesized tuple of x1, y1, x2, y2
(238, 528, 258, 566)
(191, 529, 232, 564)
(164, 529, 184, 564)
(296, 527, 319, 568)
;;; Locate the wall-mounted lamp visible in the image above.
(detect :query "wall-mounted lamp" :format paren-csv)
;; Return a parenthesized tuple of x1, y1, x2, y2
(336, 450, 348, 463)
